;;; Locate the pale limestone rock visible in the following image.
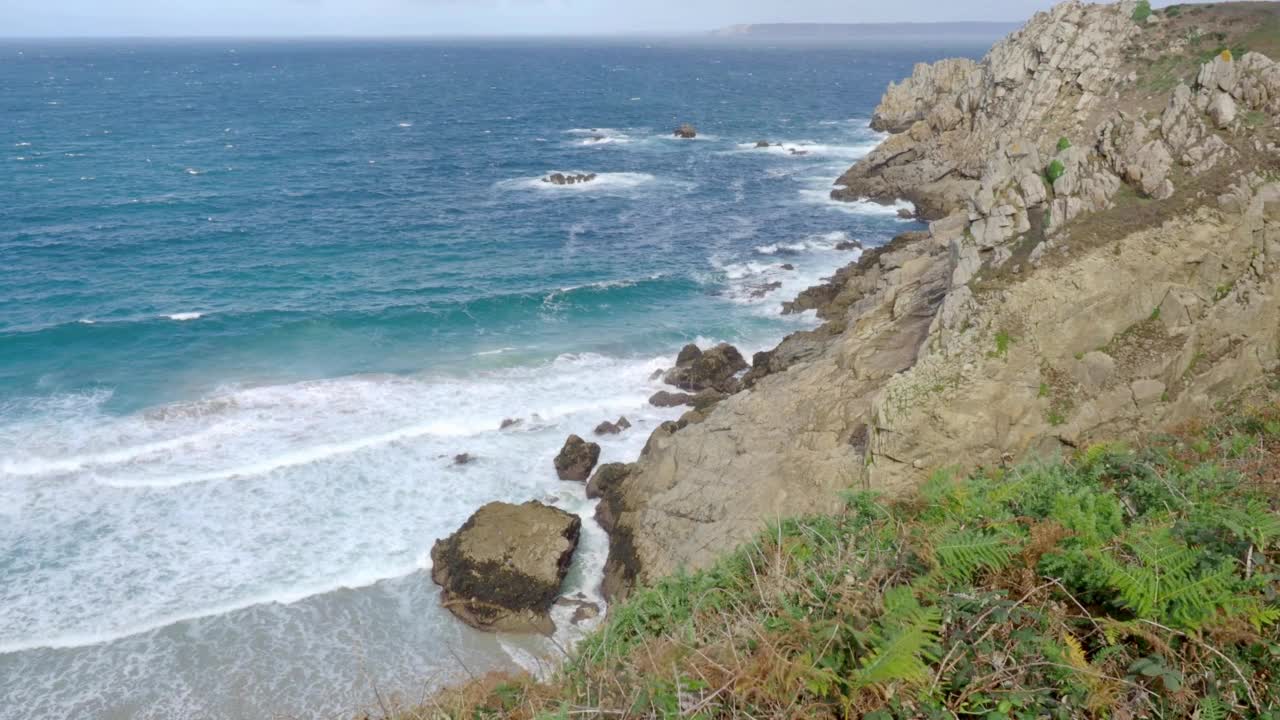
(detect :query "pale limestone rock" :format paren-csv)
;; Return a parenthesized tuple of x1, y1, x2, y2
(1208, 92, 1237, 129)
(1197, 54, 1237, 94)
(1131, 379, 1166, 408)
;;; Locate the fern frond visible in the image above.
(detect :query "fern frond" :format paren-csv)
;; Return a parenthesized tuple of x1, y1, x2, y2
(852, 587, 942, 691)
(934, 528, 1018, 583)
(1196, 696, 1227, 720)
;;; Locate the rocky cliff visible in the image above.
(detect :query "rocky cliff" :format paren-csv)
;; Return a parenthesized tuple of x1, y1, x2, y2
(602, 0, 1280, 599)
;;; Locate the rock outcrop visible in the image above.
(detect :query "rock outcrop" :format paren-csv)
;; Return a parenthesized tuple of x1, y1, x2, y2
(600, 1, 1280, 600)
(674, 123, 698, 139)
(554, 435, 600, 481)
(661, 343, 748, 393)
(594, 416, 632, 436)
(543, 172, 598, 185)
(430, 501, 581, 634)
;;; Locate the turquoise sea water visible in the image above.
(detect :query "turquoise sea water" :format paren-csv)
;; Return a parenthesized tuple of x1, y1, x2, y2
(1, 38, 991, 719)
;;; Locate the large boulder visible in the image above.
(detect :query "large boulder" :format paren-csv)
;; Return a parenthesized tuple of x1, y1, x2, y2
(662, 343, 748, 393)
(554, 434, 600, 481)
(430, 501, 581, 634)
(673, 123, 697, 139)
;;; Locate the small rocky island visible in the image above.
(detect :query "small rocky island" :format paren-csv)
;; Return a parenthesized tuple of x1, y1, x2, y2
(429, 500, 581, 634)
(541, 172, 597, 185)
(673, 123, 697, 139)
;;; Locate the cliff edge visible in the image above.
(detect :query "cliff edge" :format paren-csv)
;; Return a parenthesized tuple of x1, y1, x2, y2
(602, 0, 1280, 599)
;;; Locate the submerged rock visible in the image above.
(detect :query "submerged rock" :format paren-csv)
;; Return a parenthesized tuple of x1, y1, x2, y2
(499, 418, 522, 429)
(673, 123, 697, 139)
(453, 453, 475, 466)
(554, 434, 601, 481)
(754, 140, 771, 148)
(430, 500, 581, 634)
(594, 416, 633, 436)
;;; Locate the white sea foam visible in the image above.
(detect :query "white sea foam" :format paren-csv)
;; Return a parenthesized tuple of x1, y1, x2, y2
(184, 168, 201, 176)
(0, 353, 684, 656)
(732, 140, 878, 159)
(165, 311, 204, 321)
(397, 121, 413, 128)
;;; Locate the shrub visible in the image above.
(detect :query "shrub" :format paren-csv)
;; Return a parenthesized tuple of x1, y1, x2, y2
(1133, 0, 1152, 23)
(1045, 159, 1066, 184)
(1057, 136, 1072, 152)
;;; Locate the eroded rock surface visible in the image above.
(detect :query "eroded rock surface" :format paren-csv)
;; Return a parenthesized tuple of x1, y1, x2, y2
(601, 1, 1280, 600)
(430, 501, 581, 634)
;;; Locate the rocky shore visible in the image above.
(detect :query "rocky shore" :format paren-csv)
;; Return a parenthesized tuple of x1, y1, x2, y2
(432, 0, 1280, 639)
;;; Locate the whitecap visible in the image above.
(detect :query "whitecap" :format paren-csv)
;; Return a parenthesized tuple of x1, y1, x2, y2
(184, 168, 201, 176)
(165, 312, 204, 321)
(397, 121, 413, 128)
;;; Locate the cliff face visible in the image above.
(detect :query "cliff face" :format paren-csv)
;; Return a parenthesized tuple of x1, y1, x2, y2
(602, 0, 1280, 599)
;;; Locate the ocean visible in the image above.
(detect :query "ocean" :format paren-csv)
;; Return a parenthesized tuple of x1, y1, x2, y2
(1, 37, 990, 719)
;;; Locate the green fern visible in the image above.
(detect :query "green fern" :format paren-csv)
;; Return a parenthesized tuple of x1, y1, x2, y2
(1217, 500, 1280, 548)
(1097, 525, 1239, 629)
(1196, 696, 1227, 720)
(851, 587, 943, 690)
(934, 527, 1019, 583)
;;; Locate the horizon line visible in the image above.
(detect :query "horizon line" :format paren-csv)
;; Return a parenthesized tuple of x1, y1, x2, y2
(0, 20, 1024, 42)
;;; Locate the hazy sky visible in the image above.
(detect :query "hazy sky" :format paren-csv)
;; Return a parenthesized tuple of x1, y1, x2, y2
(2, 0, 1070, 37)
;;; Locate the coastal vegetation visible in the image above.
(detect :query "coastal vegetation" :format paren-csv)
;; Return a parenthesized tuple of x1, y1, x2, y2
(386, 396, 1280, 719)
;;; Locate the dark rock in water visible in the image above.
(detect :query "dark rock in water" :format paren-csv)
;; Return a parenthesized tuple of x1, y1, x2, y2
(571, 602, 600, 625)
(780, 263, 795, 270)
(430, 500, 580, 634)
(554, 434, 601, 481)
(649, 390, 693, 408)
(835, 239, 863, 251)
(673, 123, 697, 139)
(754, 140, 771, 148)
(594, 416, 633, 436)
(590, 135, 606, 142)
(648, 368, 665, 381)
(897, 208, 915, 219)
(662, 342, 748, 393)
(675, 343, 703, 366)
(542, 172, 598, 186)
(788, 148, 810, 156)
(748, 281, 783, 299)
(500, 418, 522, 430)
(453, 453, 475, 466)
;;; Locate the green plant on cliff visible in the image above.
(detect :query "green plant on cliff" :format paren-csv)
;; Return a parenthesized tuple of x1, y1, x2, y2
(401, 401, 1280, 720)
(1045, 159, 1066, 185)
(1133, 0, 1152, 24)
(1056, 137, 1071, 152)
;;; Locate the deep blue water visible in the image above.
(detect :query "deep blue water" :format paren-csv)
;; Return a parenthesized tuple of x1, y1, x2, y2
(0, 38, 994, 719)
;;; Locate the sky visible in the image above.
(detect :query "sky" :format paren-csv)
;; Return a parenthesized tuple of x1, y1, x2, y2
(1, 0, 1072, 37)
